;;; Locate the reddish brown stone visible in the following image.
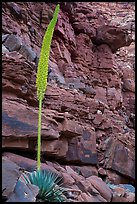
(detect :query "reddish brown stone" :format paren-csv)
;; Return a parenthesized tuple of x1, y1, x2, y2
(94, 87, 107, 105)
(95, 25, 133, 53)
(61, 172, 75, 185)
(106, 169, 129, 184)
(125, 192, 135, 202)
(61, 119, 83, 137)
(2, 3, 135, 196)
(66, 128, 97, 164)
(93, 113, 104, 125)
(87, 175, 112, 202)
(113, 187, 126, 197)
(111, 195, 129, 202)
(3, 152, 59, 174)
(98, 167, 107, 176)
(79, 166, 98, 178)
(105, 140, 135, 181)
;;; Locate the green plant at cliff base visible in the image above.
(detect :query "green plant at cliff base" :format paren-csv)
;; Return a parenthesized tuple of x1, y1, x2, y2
(24, 169, 66, 202)
(23, 4, 67, 202)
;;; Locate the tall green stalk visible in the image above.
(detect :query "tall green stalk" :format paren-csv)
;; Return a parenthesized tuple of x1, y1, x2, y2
(36, 4, 60, 171)
(37, 99, 42, 170)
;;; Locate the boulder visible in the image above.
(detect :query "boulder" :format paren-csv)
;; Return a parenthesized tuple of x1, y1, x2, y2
(78, 166, 98, 178)
(123, 79, 135, 92)
(87, 175, 112, 202)
(95, 25, 133, 53)
(2, 152, 61, 175)
(61, 172, 75, 185)
(3, 34, 22, 52)
(2, 157, 22, 198)
(18, 44, 36, 62)
(66, 128, 97, 164)
(61, 119, 83, 137)
(105, 140, 135, 181)
(7, 180, 39, 202)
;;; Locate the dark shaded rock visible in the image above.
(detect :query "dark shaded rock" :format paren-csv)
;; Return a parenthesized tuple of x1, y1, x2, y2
(6, 2, 22, 19)
(48, 69, 66, 85)
(2, 111, 37, 134)
(7, 180, 39, 202)
(2, 157, 22, 198)
(106, 169, 130, 185)
(3, 34, 22, 52)
(2, 34, 9, 43)
(127, 113, 135, 128)
(112, 194, 128, 202)
(55, 9, 76, 46)
(68, 81, 85, 90)
(19, 44, 37, 62)
(80, 85, 96, 96)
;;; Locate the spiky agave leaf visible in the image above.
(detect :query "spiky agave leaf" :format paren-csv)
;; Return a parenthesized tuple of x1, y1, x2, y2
(36, 4, 60, 101)
(23, 169, 66, 202)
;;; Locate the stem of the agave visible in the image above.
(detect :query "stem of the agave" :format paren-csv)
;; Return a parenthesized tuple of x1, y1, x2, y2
(37, 99, 42, 171)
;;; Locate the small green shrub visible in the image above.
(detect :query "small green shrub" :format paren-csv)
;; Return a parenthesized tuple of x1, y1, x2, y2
(23, 169, 67, 202)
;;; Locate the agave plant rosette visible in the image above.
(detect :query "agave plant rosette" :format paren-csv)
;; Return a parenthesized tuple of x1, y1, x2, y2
(23, 169, 67, 202)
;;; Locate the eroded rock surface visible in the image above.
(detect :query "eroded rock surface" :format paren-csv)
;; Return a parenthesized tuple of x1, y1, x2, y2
(2, 2, 135, 200)
(2, 157, 22, 198)
(2, 156, 39, 202)
(2, 153, 135, 202)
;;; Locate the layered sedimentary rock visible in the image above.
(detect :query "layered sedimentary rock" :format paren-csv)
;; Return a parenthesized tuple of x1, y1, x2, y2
(2, 2, 135, 188)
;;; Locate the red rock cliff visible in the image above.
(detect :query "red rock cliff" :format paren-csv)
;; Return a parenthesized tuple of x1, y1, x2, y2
(2, 2, 135, 186)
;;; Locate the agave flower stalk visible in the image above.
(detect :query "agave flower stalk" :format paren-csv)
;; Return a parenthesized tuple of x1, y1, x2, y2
(36, 4, 60, 171)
